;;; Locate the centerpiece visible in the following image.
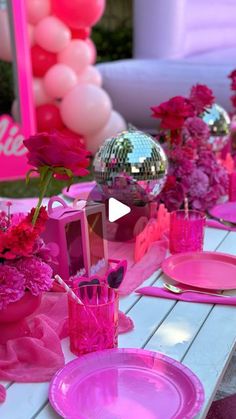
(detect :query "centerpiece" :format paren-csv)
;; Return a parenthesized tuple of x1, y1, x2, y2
(151, 84, 228, 211)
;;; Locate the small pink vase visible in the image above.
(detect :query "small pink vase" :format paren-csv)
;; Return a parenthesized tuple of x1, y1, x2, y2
(0, 293, 42, 344)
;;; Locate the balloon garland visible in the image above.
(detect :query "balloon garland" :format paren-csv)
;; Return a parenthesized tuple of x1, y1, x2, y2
(0, 0, 126, 154)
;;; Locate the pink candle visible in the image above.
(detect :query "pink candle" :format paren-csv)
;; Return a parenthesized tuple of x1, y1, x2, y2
(229, 172, 236, 202)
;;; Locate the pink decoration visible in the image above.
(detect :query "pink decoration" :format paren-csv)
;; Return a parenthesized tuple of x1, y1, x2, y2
(36, 104, 64, 131)
(58, 39, 90, 74)
(43, 64, 78, 99)
(31, 44, 57, 77)
(86, 38, 97, 64)
(35, 16, 71, 53)
(87, 110, 126, 154)
(229, 172, 236, 201)
(42, 197, 108, 283)
(0, 10, 12, 62)
(60, 84, 112, 135)
(51, 0, 105, 29)
(0, 385, 6, 403)
(0, 115, 28, 180)
(77, 65, 102, 86)
(33, 78, 51, 106)
(25, 0, 50, 25)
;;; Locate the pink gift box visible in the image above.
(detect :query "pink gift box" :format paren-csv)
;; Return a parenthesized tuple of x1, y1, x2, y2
(42, 197, 108, 284)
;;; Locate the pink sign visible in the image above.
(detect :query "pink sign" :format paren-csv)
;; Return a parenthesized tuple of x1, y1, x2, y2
(0, 0, 35, 180)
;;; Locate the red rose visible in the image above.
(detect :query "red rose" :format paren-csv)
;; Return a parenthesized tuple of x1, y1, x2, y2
(151, 96, 194, 130)
(189, 84, 215, 114)
(231, 94, 236, 108)
(24, 131, 90, 177)
(229, 70, 236, 81)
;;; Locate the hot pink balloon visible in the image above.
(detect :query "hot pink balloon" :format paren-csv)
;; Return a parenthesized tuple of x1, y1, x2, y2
(77, 66, 102, 86)
(87, 111, 126, 154)
(60, 84, 112, 136)
(44, 64, 77, 99)
(35, 16, 71, 53)
(33, 78, 52, 106)
(51, 0, 105, 29)
(0, 10, 12, 62)
(85, 38, 97, 64)
(25, 0, 51, 25)
(58, 40, 90, 74)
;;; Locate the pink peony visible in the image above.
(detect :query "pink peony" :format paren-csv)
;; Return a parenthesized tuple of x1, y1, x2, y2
(189, 84, 215, 114)
(0, 265, 25, 310)
(183, 117, 210, 144)
(14, 256, 53, 296)
(151, 96, 194, 130)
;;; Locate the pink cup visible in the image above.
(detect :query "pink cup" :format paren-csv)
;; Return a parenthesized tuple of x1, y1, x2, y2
(169, 210, 205, 254)
(68, 284, 119, 356)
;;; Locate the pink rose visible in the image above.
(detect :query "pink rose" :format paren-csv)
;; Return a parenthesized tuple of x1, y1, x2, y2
(189, 84, 215, 114)
(24, 131, 90, 177)
(151, 96, 194, 130)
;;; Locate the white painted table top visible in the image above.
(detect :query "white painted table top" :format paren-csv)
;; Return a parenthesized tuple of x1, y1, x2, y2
(1, 227, 236, 419)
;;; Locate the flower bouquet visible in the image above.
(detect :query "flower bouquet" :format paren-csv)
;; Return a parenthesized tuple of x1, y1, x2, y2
(151, 84, 228, 211)
(0, 130, 90, 315)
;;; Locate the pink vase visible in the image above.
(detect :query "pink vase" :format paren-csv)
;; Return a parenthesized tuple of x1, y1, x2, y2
(0, 293, 42, 344)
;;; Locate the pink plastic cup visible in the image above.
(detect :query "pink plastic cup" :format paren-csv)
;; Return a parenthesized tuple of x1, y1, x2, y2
(68, 284, 119, 356)
(169, 210, 205, 254)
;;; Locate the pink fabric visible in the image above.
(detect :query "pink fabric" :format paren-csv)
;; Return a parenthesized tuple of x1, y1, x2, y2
(0, 293, 133, 385)
(206, 394, 236, 419)
(0, 385, 6, 403)
(109, 237, 168, 295)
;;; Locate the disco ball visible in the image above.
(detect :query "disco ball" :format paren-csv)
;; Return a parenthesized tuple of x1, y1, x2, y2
(202, 103, 231, 151)
(93, 129, 168, 206)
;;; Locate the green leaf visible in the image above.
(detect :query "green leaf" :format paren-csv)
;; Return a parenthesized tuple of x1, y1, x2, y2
(25, 169, 39, 184)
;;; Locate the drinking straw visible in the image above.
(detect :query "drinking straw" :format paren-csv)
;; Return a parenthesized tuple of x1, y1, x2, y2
(54, 274, 84, 305)
(184, 196, 189, 219)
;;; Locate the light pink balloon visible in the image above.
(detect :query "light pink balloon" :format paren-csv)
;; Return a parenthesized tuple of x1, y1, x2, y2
(60, 84, 112, 136)
(77, 66, 102, 86)
(87, 111, 127, 154)
(58, 40, 90, 74)
(28, 24, 35, 46)
(85, 38, 97, 64)
(33, 78, 52, 106)
(0, 10, 12, 62)
(44, 64, 77, 99)
(35, 16, 71, 53)
(11, 99, 20, 123)
(25, 0, 51, 25)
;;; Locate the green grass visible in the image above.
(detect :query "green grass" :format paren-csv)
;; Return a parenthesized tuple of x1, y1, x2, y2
(0, 171, 94, 198)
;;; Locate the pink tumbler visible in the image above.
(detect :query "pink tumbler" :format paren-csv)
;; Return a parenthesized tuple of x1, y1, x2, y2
(68, 284, 119, 356)
(169, 210, 205, 254)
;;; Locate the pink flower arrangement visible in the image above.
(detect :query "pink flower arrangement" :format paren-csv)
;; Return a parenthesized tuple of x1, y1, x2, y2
(229, 70, 236, 111)
(151, 84, 228, 211)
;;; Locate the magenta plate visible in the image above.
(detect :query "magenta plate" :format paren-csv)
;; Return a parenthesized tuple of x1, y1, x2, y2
(49, 348, 204, 419)
(162, 251, 236, 290)
(62, 181, 97, 200)
(209, 201, 236, 223)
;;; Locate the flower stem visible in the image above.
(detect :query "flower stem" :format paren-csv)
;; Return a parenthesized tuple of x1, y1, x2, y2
(32, 169, 53, 225)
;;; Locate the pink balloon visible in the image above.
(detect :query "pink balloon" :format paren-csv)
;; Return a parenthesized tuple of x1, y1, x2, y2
(87, 111, 127, 154)
(60, 84, 112, 136)
(51, 0, 105, 29)
(27, 24, 35, 46)
(77, 66, 102, 86)
(58, 40, 90, 74)
(0, 10, 12, 62)
(44, 64, 77, 99)
(33, 78, 52, 106)
(35, 16, 71, 53)
(85, 38, 97, 64)
(25, 0, 51, 25)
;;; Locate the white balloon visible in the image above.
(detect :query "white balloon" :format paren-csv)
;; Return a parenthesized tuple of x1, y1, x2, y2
(33, 78, 51, 106)
(77, 66, 102, 87)
(87, 110, 127, 154)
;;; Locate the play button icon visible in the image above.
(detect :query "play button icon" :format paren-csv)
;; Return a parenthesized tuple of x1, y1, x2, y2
(108, 198, 131, 222)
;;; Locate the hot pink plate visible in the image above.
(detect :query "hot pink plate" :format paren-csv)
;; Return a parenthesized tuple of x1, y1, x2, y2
(49, 348, 204, 419)
(62, 181, 99, 200)
(208, 201, 236, 223)
(162, 251, 236, 290)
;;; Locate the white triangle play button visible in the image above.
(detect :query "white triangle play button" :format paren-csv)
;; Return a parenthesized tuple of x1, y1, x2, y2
(108, 198, 131, 222)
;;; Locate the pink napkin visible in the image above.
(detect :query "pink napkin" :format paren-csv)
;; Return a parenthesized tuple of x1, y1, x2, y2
(0, 292, 133, 385)
(136, 287, 236, 305)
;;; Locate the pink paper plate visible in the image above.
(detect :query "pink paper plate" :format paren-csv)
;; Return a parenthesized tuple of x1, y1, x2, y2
(162, 251, 236, 290)
(62, 181, 98, 200)
(208, 201, 236, 223)
(49, 348, 204, 419)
